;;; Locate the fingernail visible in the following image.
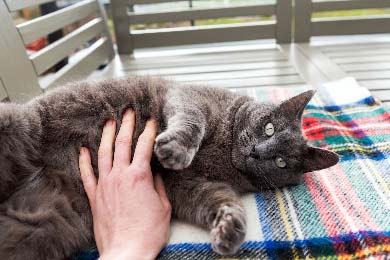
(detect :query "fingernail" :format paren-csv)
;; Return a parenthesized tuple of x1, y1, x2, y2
(105, 119, 114, 126)
(80, 147, 86, 155)
(146, 118, 156, 126)
(124, 108, 134, 116)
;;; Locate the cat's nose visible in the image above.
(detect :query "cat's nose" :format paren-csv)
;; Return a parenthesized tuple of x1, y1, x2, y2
(250, 141, 274, 160)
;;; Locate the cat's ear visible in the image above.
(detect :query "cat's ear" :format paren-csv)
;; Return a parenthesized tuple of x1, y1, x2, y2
(303, 146, 339, 172)
(279, 90, 315, 120)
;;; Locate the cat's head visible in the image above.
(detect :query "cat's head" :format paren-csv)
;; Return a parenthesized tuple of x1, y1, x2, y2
(231, 90, 339, 190)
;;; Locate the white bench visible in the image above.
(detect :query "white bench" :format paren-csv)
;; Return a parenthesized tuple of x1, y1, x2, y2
(0, 0, 114, 102)
(1, 0, 389, 104)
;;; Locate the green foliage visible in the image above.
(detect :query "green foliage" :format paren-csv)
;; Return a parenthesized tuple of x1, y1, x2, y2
(109, 7, 390, 33)
(313, 8, 390, 18)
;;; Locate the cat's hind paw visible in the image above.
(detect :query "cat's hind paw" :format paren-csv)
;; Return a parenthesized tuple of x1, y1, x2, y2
(154, 132, 196, 170)
(210, 205, 246, 255)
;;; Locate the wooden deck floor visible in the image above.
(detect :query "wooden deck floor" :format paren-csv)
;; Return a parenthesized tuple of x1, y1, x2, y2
(93, 35, 390, 106)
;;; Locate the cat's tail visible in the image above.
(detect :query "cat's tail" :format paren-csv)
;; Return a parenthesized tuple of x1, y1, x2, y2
(0, 103, 41, 202)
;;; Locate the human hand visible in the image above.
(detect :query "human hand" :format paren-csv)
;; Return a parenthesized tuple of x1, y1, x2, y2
(79, 109, 171, 260)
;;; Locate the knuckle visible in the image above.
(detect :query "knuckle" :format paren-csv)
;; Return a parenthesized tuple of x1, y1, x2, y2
(129, 163, 142, 172)
(112, 174, 122, 186)
(82, 171, 93, 180)
(82, 178, 95, 192)
(98, 147, 110, 158)
(115, 136, 130, 146)
(84, 182, 95, 193)
(109, 166, 121, 175)
(130, 164, 149, 181)
(133, 163, 147, 174)
(105, 174, 119, 186)
(166, 204, 172, 214)
(133, 171, 147, 182)
(122, 115, 135, 124)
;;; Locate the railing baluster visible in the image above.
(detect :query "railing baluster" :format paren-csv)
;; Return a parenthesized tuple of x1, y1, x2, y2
(294, 0, 312, 42)
(189, 0, 195, 26)
(112, 0, 133, 54)
(276, 0, 292, 43)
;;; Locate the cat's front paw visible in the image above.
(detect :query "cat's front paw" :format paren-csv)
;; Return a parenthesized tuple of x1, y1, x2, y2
(210, 205, 246, 255)
(154, 132, 196, 170)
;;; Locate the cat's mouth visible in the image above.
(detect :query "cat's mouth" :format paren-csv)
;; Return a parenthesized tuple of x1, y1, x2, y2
(245, 157, 266, 174)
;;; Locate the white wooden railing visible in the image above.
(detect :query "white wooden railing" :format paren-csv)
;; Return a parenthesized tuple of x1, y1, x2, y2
(112, 0, 390, 54)
(111, 0, 292, 54)
(295, 0, 390, 42)
(0, 0, 114, 101)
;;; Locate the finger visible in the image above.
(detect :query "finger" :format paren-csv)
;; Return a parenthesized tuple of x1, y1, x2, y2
(98, 120, 116, 175)
(132, 119, 157, 166)
(79, 147, 97, 211)
(113, 109, 135, 168)
(153, 173, 171, 211)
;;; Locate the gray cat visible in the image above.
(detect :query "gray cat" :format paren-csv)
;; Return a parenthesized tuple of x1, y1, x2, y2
(0, 76, 338, 259)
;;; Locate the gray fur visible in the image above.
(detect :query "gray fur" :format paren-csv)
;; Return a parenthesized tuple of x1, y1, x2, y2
(0, 76, 339, 259)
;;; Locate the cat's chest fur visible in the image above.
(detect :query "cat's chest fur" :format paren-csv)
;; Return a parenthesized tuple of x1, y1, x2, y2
(189, 141, 255, 193)
(161, 108, 256, 194)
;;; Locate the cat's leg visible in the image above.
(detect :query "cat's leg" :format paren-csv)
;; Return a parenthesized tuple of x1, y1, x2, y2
(154, 104, 207, 170)
(168, 178, 246, 255)
(0, 174, 92, 260)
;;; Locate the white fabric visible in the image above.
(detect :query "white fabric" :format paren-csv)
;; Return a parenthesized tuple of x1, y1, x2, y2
(168, 194, 263, 244)
(318, 77, 371, 106)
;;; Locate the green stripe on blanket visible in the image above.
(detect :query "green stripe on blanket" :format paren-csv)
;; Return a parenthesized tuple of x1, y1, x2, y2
(73, 86, 390, 260)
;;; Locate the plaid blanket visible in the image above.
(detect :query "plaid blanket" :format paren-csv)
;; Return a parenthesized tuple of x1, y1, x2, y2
(74, 82, 390, 260)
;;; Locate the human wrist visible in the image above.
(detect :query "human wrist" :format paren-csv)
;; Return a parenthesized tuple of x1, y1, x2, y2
(99, 250, 155, 260)
(99, 244, 158, 260)
(99, 249, 134, 260)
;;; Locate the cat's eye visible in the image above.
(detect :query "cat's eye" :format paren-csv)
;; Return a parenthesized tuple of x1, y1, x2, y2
(265, 122, 274, 136)
(275, 157, 286, 168)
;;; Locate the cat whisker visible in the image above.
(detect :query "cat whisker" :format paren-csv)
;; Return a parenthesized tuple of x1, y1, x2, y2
(262, 175, 282, 194)
(255, 167, 281, 192)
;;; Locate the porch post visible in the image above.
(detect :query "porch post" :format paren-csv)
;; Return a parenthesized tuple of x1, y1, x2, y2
(111, 0, 133, 54)
(295, 0, 312, 42)
(276, 0, 292, 43)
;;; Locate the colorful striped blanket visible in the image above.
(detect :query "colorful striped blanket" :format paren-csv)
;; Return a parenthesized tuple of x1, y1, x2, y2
(74, 81, 390, 260)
